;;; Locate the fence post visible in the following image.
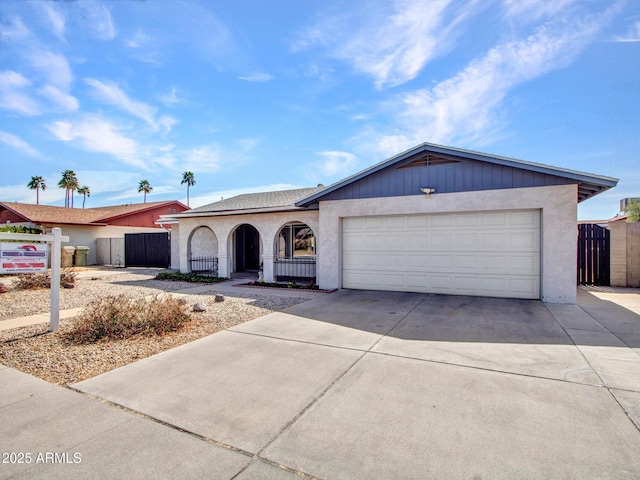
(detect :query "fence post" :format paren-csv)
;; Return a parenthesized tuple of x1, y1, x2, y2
(50, 228, 62, 332)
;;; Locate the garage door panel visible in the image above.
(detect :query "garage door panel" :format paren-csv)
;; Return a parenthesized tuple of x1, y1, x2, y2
(455, 213, 479, 227)
(481, 211, 507, 226)
(508, 231, 540, 250)
(509, 210, 539, 226)
(343, 210, 540, 299)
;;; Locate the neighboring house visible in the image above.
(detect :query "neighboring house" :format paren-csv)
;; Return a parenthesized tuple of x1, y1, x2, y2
(0, 200, 189, 265)
(161, 142, 617, 304)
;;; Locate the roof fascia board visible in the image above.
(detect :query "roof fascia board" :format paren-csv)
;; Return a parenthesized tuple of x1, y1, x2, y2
(36, 221, 109, 227)
(161, 205, 310, 220)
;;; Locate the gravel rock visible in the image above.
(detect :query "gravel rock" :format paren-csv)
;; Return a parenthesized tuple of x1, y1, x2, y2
(0, 270, 310, 386)
(193, 302, 207, 312)
(214, 294, 225, 303)
(0, 283, 7, 294)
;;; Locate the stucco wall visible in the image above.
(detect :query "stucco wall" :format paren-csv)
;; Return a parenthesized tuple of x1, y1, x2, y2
(610, 222, 640, 287)
(177, 211, 320, 281)
(170, 224, 180, 270)
(318, 184, 578, 304)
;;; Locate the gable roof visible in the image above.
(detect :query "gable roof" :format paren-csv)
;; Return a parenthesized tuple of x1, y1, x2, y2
(296, 142, 618, 206)
(173, 187, 325, 217)
(0, 200, 188, 226)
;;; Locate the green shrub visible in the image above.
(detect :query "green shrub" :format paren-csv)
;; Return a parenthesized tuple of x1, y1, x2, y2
(155, 271, 227, 283)
(66, 294, 191, 343)
(0, 225, 43, 235)
(13, 269, 77, 290)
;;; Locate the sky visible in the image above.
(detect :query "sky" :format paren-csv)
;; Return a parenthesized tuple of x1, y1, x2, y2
(0, 0, 638, 220)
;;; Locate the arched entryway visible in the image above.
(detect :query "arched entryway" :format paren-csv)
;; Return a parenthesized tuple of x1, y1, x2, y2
(274, 222, 316, 281)
(234, 224, 261, 272)
(187, 226, 218, 274)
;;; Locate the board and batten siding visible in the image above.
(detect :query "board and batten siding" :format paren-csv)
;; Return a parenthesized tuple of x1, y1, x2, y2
(318, 160, 576, 202)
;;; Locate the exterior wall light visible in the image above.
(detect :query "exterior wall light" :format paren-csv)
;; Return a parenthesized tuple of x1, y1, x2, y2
(420, 187, 436, 195)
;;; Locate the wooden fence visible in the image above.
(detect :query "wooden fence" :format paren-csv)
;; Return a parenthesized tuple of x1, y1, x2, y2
(577, 224, 610, 286)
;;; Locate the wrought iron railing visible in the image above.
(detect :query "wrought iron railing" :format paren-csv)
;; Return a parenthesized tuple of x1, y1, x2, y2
(189, 256, 218, 276)
(274, 256, 316, 281)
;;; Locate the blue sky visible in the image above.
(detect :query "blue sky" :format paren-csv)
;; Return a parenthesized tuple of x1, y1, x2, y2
(0, 0, 638, 220)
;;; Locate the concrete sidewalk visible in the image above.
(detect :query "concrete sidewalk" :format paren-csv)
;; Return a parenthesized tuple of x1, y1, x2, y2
(2, 287, 640, 479)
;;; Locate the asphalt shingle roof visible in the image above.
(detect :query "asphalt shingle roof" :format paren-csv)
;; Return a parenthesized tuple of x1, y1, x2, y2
(189, 187, 325, 213)
(0, 201, 184, 225)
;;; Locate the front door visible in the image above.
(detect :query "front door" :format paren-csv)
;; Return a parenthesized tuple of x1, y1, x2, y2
(235, 224, 260, 271)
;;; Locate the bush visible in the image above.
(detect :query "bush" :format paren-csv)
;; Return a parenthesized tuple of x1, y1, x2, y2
(13, 269, 77, 290)
(0, 225, 42, 235)
(66, 294, 191, 343)
(155, 271, 227, 283)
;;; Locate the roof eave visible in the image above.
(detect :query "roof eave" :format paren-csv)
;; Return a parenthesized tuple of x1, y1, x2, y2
(160, 205, 311, 220)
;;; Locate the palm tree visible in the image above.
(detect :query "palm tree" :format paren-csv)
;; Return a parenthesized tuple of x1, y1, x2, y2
(181, 171, 196, 206)
(27, 176, 46, 205)
(138, 179, 153, 203)
(57, 170, 78, 207)
(77, 185, 91, 208)
(68, 173, 78, 208)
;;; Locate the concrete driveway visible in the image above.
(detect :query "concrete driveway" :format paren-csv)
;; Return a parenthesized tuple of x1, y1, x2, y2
(4, 289, 640, 479)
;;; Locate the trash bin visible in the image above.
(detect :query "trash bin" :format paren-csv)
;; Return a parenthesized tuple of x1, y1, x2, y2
(74, 246, 90, 267)
(61, 246, 76, 268)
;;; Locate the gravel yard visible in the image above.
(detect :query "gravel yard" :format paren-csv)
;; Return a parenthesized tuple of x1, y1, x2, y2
(0, 270, 310, 385)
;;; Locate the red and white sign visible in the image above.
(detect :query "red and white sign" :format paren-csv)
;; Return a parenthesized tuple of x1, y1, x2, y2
(0, 242, 48, 273)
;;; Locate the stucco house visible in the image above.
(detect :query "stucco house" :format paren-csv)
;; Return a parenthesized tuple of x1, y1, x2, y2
(161, 143, 617, 304)
(1, 200, 188, 265)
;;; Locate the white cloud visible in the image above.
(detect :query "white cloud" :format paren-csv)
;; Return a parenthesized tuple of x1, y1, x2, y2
(28, 50, 74, 91)
(0, 130, 41, 157)
(0, 71, 41, 116)
(614, 21, 640, 42)
(158, 115, 178, 133)
(293, 0, 482, 89)
(159, 87, 181, 106)
(0, 183, 44, 204)
(238, 72, 274, 82)
(372, 7, 618, 154)
(39, 85, 79, 112)
(41, 2, 66, 40)
(125, 29, 151, 49)
(183, 145, 223, 171)
(84, 78, 160, 129)
(154, 145, 221, 172)
(1, 15, 31, 41)
(503, 0, 575, 22)
(81, 1, 116, 40)
(46, 116, 142, 167)
(337, 0, 453, 88)
(316, 151, 357, 176)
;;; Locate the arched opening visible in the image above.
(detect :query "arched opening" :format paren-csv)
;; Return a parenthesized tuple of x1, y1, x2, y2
(274, 222, 316, 281)
(233, 224, 261, 273)
(187, 226, 218, 275)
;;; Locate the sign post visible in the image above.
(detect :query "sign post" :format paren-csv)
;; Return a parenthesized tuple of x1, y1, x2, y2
(0, 228, 69, 332)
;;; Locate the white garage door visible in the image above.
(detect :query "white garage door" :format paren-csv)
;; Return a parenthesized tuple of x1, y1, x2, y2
(342, 210, 540, 299)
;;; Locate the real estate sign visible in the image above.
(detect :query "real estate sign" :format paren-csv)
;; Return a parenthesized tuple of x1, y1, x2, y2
(0, 242, 48, 273)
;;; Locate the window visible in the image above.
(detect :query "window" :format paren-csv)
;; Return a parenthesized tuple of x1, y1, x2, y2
(277, 223, 315, 258)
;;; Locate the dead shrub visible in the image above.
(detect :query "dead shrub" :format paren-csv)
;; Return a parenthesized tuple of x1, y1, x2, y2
(13, 269, 77, 290)
(66, 294, 191, 343)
